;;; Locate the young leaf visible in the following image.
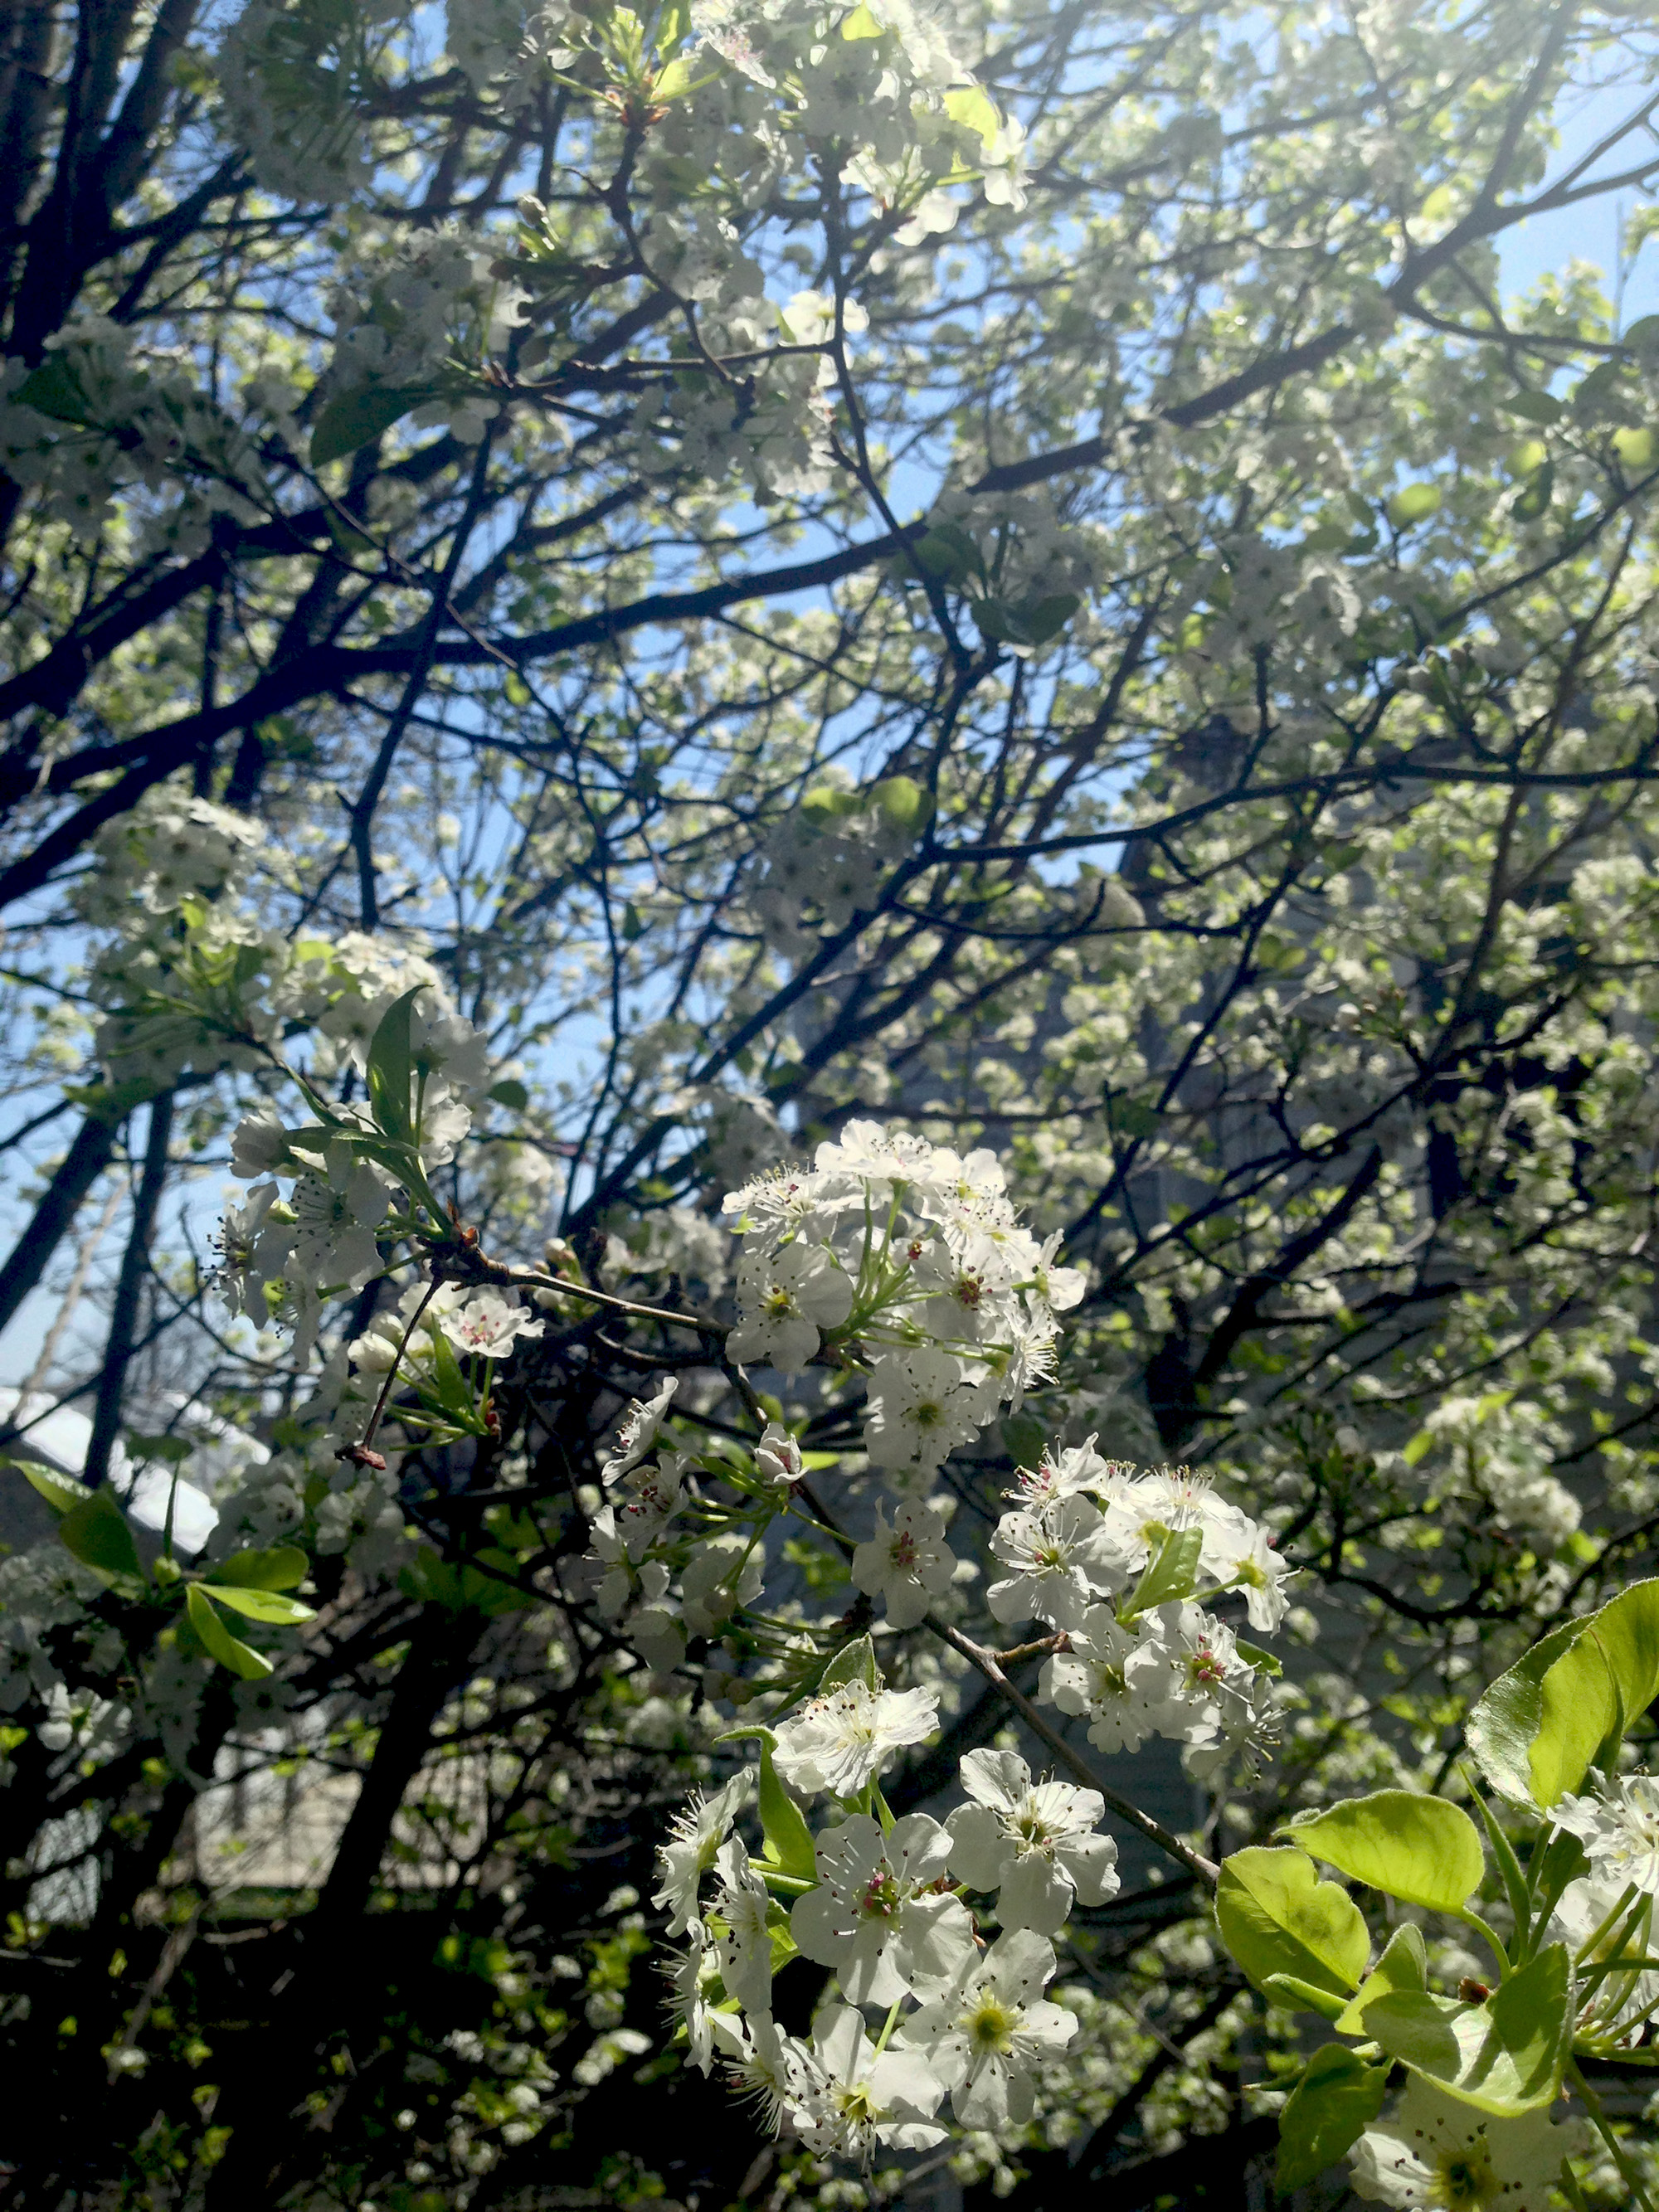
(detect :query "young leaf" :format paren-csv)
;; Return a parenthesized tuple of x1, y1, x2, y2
(818, 1635, 878, 1694)
(1275, 2044, 1389, 2196)
(186, 1585, 275, 1680)
(1259, 1972, 1348, 2020)
(1359, 1942, 1573, 2117)
(59, 1488, 143, 1582)
(210, 1544, 309, 1591)
(1465, 1614, 1593, 1804)
(310, 382, 435, 466)
(199, 1583, 316, 1625)
(1121, 1526, 1203, 1619)
(1527, 1579, 1659, 1806)
(365, 984, 424, 1140)
(758, 1740, 816, 1882)
(1214, 1846, 1370, 1999)
(1465, 1778, 1531, 1955)
(1280, 1790, 1485, 1913)
(1335, 1923, 1428, 2034)
(15, 1461, 90, 1517)
(1387, 481, 1442, 527)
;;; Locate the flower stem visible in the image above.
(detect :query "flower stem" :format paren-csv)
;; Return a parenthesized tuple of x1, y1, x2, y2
(1569, 2058, 1657, 2212)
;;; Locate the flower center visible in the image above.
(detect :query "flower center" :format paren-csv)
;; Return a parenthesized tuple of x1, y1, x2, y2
(964, 1996, 1018, 2054)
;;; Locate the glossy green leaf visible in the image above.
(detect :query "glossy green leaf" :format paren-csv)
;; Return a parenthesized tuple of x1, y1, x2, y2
(1335, 1922, 1428, 2034)
(1470, 1581, 1659, 1809)
(15, 1461, 90, 1517)
(1237, 1638, 1283, 1677)
(200, 1582, 316, 1625)
(1259, 1972, 1348, 2020)
(1360, 1942, 1572, 2116)
(1612, 425, 1655, 469)
(186, 1585, 274, 1680)
(210, 1544, 309, 1591)
(310, 382, 435, 466)
(366, 984, 423, 1140)
(819, 1634, 878, 1693)
(1281, 1790, 1485, 1912)
(1530, 1580, 1659, 1806)
(1275, 2044, 1389, 2195)
(1466, 1615, 1593, 1804)
(1512, 461, 1554, 519)
(1215, 1846, 1370, 2000)
(1122, 1526, 1203, 1620)
(59, 1488, 142, 1582)
(758, 1740, 816, 1881)
(489, 1078, 530, 1111)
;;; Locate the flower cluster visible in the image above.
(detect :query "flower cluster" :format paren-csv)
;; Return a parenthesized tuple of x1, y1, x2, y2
(654, 1693, 1112, 2155)
(997, 1443, 1288, 1780)
(722, 1121, 1082, 1479)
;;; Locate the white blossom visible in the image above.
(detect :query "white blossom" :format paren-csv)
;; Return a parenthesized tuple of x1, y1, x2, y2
(1554, 1769, 1659, 1898)
(850, 1500, 956, 1629)
(901, 1928, 1077, 2128)
(771, 1678, 938, 1799)
(789, 1811, 975, 2004)
(945, 1749, 1120, 1932)
(1349, 2078, 1575, 2210)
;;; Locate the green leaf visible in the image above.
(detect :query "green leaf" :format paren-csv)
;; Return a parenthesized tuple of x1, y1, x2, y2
(209, 1544, 309, 1591)
(14, 1461, 90, 1517)
(1387, 482, 1442, 527)
(1014, 591, 1080, 644)
(16, 356, 90, 423)
(1335, 1922, 1428, 2034)
(366, 984, 424, 1141)
(1360, 1943, 1573, 2117)
(1511, 461, 1554, 520)
(186, 1585, 275, 1680)
(819, 1634, 878, 1694)
(840, 0, 883, 32)
(1275, 2044, 1389, 2196)
(758, 1741, 817, 1881)
(1530, 1579, 1659, 1806)
(59, 1488, 143, 1582)
(1214, 1846, 1370, 2000)
(1613, 425, 1656, 469)
(1465, 1778, 1531, 1950)
(489, 1078, 530, 1111)
(871, 775, 928, 834)
(1236, 1638, 1283, 1677)
(1281, 1790, 1485, 1913)
(1122, 1526, 1203, 1620)
(908, 523, 982, 584)
(1471, 1580, 1659, 1809)
(943, 85, 1000, 146)
(1621, 313, 1659, 355)
(1466, 1615, 1594, 1804)
(1499, 391, 1564, 425)
(1000, 1412, 1047, 1468)
(1259, 1972, 1349, 2021)
(310, 382, 435, 466)
(200, 1583, 316, 1625)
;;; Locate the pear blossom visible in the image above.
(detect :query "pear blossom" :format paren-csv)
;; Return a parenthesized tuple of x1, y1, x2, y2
(754, 1420, 803, 1487)
(727, 1243, 854, 1373)
(850, 1500, 956, 1629)
(680, 1530, 766, 1636)
(602, 1376, 679, 1482)
(771, 1678, 939, 1799)
(651, 1770, 753, 1936)
(1553, 1770, 1659, 1898)
(987, 1495, 1131, 1631)
(288, 1151, 390, 1291)
(710, 1836, 775, 2012)
(945, 1750, 1120, 1932)
(1039, 1605, 1165, 1754)
(901, 1928, 1078, 2128)
(436, 1288, 544, 1360)
(791, 2004, 947, 2156)
(789, 1812, 975, 2004)
(864, 1349, 987, 1475)
(1349, 2079, 1575, 2210)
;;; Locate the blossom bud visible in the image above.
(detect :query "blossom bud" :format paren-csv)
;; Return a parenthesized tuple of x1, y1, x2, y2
(756, 1420, 804, 1487)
